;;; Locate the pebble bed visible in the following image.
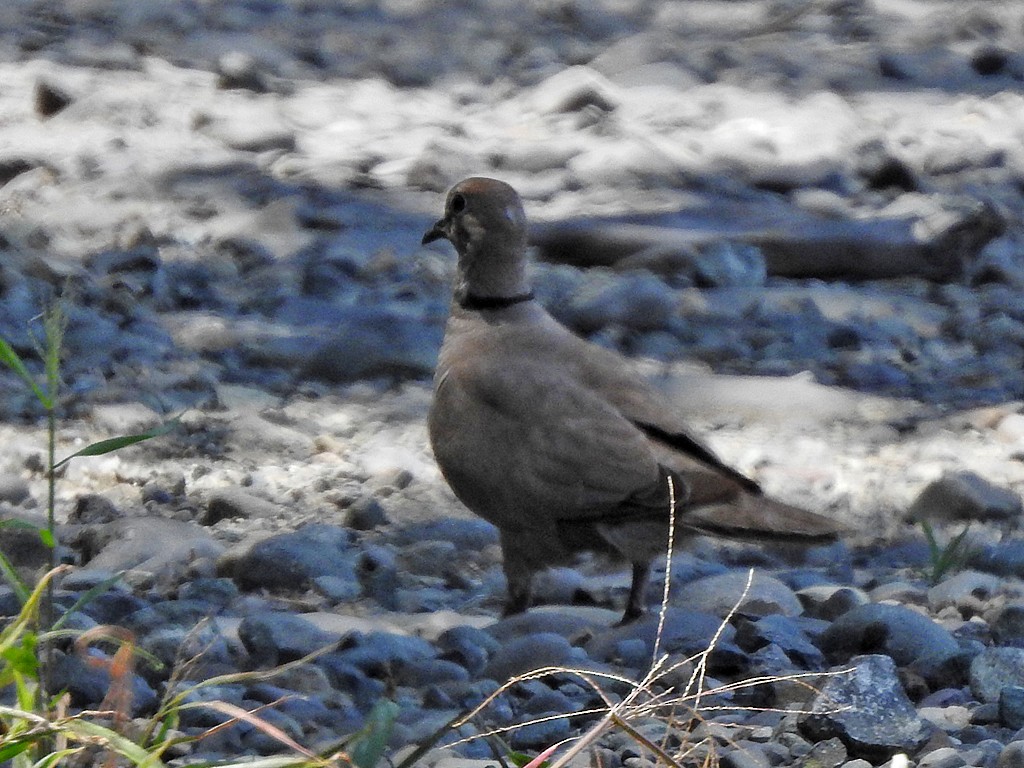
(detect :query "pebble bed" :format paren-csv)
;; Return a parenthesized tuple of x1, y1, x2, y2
(1, 1, 1024, 767)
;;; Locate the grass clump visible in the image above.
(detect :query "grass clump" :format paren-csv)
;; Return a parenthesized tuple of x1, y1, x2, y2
(920, 520, 975, 586)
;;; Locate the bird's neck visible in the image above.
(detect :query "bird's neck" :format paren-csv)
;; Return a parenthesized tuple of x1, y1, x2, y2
(457, 244, 531, 305)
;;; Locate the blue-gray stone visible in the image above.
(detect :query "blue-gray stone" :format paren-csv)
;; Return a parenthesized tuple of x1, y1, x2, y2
(392, 518, 499, 550)
(79, 589, 149, 625)
(509, 716, 572, 750)
(735, 614, 825, 669)
(356, 545, 399, 609)
(139, 624, 235, 678)
(436, 624, 500, 676)
(178, 577, 240, 608)
(395, 658, 470, 688)
(314, 654, 385, 711)
(586, 608, 745, 672)
(482, 633, 573, 682)
(818, 602, 958, 665)
(971, 541, 1024, 578)
(993, 604, 1024, 648)
(50, 650, 159, 717)
(971, 647, 1024, 703)
(232, 524, 358, 591)
(237, 612, 338, 666)
(125, 599, 219, 634)
(1001, 687, 1024, 730)
(799, 654, 933, 760)
(175, 684, 248, 729)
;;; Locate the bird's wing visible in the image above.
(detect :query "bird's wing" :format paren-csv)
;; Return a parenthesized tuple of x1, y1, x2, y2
(566, 334, 764, 493)
(429, 347, 664, 525)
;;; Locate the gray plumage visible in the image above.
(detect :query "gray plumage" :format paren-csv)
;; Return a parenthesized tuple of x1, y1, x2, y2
(423, 177, 842, 623)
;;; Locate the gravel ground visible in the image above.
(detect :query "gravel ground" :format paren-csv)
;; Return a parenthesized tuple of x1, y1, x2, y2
(2, 1, 1024, 766)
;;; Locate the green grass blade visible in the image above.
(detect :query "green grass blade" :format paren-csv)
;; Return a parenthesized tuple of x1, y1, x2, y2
(0, 337, 50, 408)
(54, 418, 181, 470)
(349, 699, 398, 768)
(0, 728, 47, 763)
(0, 548, 30, 604)
(32, 747, 83, 768)
(51, 572, 125, 632)
(65, 718, 166, 767)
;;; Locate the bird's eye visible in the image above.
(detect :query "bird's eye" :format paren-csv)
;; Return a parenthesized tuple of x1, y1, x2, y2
(450, 193, 466, 214)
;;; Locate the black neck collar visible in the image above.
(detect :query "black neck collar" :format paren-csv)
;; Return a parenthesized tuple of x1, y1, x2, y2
(457, 291, 535, 311)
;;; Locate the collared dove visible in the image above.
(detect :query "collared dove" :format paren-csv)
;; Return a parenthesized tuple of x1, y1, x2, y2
(423, 177, 843, 623)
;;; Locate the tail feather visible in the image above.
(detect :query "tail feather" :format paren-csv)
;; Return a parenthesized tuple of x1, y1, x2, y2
(683, 493, 843, 543)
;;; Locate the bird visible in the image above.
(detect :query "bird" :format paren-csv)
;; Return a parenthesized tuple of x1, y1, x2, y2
(422, 177, 843, 623)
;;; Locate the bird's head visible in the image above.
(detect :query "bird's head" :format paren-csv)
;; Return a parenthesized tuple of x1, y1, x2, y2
(422, 177, 528, 257)
(422, 177, 532, 303)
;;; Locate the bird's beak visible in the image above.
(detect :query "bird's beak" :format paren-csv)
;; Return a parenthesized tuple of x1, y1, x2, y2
(421, 218, 449, 245)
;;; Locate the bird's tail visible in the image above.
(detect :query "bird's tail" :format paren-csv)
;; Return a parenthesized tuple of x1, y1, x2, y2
(683, 492, 843, 543)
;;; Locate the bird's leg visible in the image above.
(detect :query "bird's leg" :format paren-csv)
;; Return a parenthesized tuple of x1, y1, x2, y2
(620, 560, 651, 624)
(499, 532, 535, 616)
(502, 567, 533, 616)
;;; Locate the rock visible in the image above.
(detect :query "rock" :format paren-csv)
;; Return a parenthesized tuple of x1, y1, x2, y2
(561, 270, 677, 334)
(916, 747, 967, 768)
(586, 608, 745, 672)
(392, 519, 499, 551)
(50, 650, 159, 717)
(314, 654, 386, 711)
(237, 612, 340, 667)
(203, 488, 283, 524)
(217, 50, 269, 92)
(34, 79, 72, 118)
(140, 624, 236, 679)
(992, 604, 1024, 648)
(533, 567, 588, 606)
(818, 603, 959, 666)
(799, 654, 933, 760)
(971, 648, 1024, 703)
(797, 586, 871, 621)
(482, 633, 575, 682)
(734, 614, 826, 669)
(971, 540, 1024, 578)
(679, 571, 803, 618)
(722, 744, 772, 768)
(79, 589, 148, 625)
(332, 631, 436, 679)
(0, 476, 30, 505)
(919, 706, 972, 733)
(199, 111, 296, 153)
(75, 517, 224, 583)
(436, 625, 500, 676)
(400, 540, 460, 578)
(907, 470, 1022, 523)
(395, 658, 469, 688)
(509, 716, 572, 751)
(692, 242, 767, 288)
(796, 737, 847, 768)
(355, 546, 399, 609)
(909, 646, 977, 692)
(0, 515, 53, 572)
(296, 308, 442, 383)
(998, 741, 1024, 768)
(346, 496, 388, 530)
(69, 494, 121, 524)
(530, 66, 618, 114)
(1001, 686, 1024, 730)
(124, 599, 221, 635)
(227, 524, 358, 592)
(927, 570, 1003, 611)
(179, 578, 239, 608)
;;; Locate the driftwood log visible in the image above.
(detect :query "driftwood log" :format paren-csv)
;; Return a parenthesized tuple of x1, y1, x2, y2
(531, 196, 1004, 282)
